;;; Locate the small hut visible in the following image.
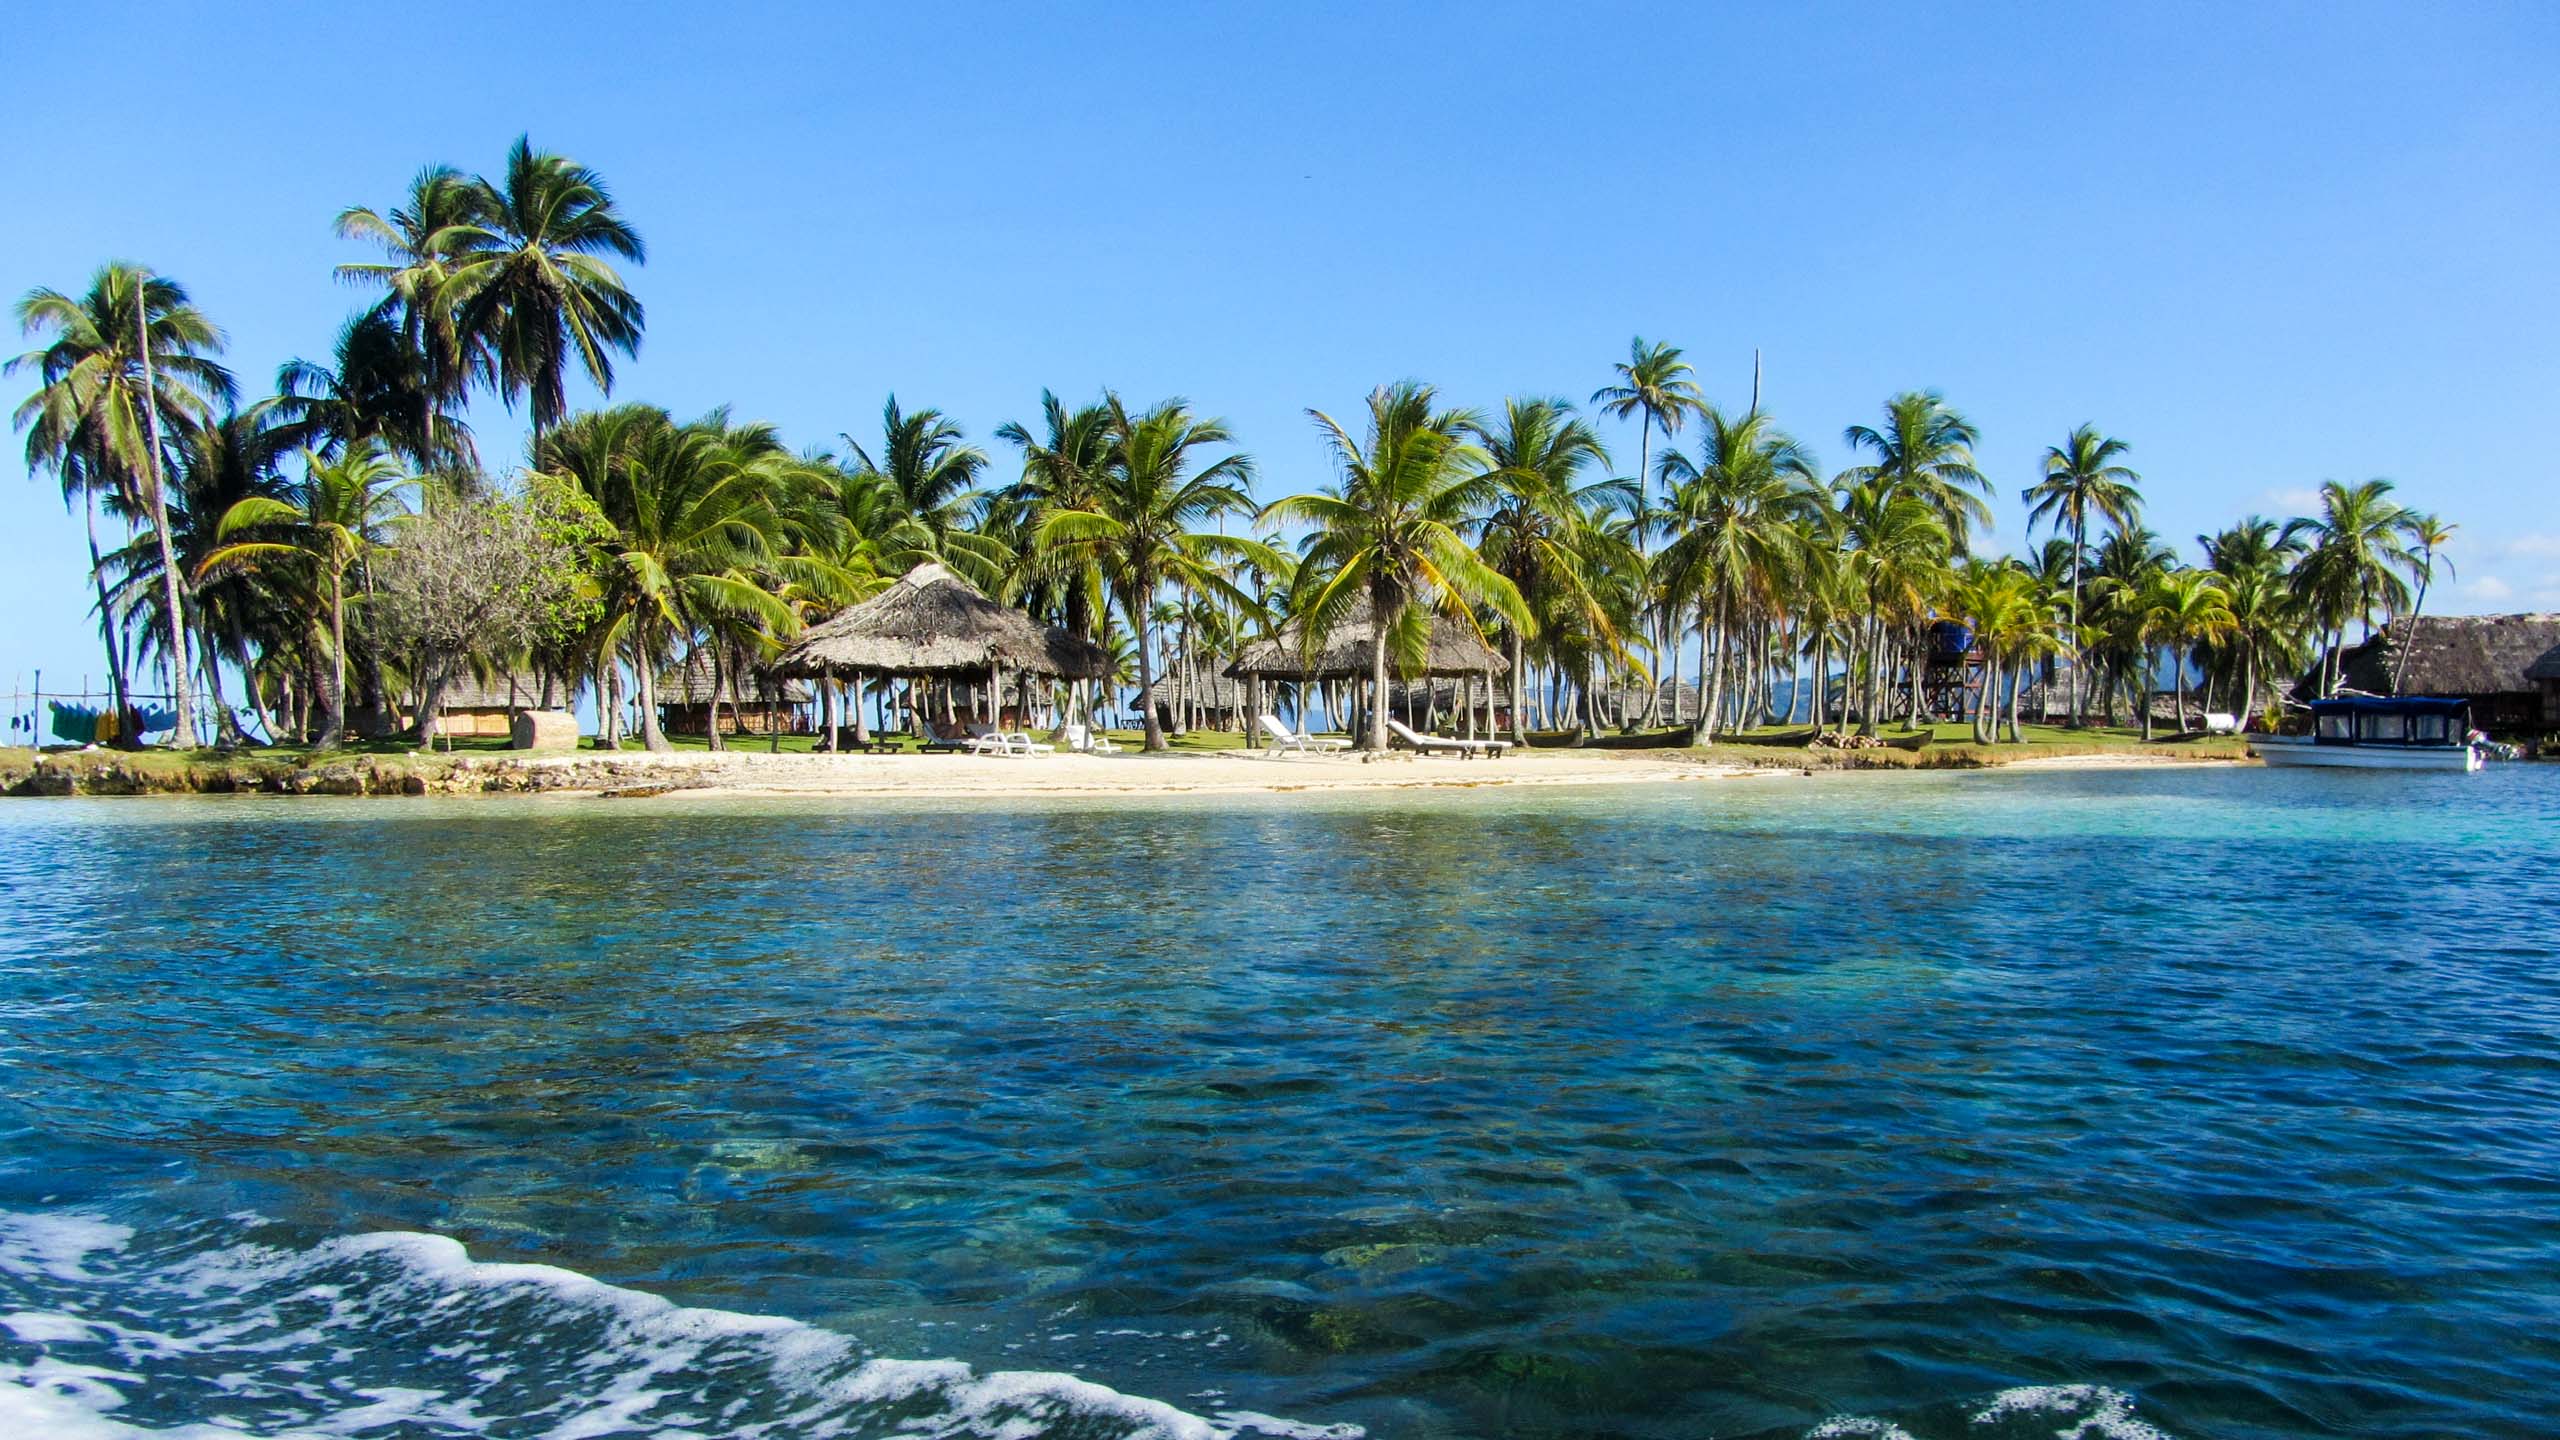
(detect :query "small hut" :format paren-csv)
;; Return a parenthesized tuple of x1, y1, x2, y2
(2307, 612, 2560, 733)
(658, 648, 814, 736)
(1227, 610, 1509, 744)
(425, 671, 547, 739)
(772, 562, 1109, 744)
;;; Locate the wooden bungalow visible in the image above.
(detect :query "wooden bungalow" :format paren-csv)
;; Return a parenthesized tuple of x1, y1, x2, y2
(424, 672, 548, 739)
(2306, 612, 2560, 734)
(658, 648, 814, 736)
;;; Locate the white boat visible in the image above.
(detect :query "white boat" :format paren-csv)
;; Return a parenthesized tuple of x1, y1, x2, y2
(2249, 697, 2484, 771)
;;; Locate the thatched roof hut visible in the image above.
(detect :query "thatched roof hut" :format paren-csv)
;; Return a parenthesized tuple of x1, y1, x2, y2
(1226, 611, 1509, 680)
(2308, 612, 2560, 731)
(772, 563, 1109, 679)
(659, 648, 811, 705)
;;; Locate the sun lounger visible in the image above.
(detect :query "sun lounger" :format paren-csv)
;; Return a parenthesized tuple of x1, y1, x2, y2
(1258, 714, 1351, 755)
(916, 719, 973, 754)
(2204, 711, 2242, 735)
(1065, 723, 1119, 754)
(1385, 717, 1507, 758)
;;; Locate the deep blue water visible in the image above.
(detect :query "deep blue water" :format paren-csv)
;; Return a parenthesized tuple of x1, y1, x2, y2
(1, 764, 2556, 1439)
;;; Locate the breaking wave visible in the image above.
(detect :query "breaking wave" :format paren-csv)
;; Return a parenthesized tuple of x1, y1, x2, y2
(0, 1208, 1359, 1440)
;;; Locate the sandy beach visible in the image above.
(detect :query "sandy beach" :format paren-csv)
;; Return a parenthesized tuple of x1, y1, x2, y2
(483, 744, 2242, 800)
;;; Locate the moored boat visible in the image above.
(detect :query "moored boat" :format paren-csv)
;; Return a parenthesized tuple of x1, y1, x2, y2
(2250, 696, 2483, 771)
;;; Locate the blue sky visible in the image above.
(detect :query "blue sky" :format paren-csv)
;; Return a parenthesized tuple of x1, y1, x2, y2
(4, 2, 2555, 700)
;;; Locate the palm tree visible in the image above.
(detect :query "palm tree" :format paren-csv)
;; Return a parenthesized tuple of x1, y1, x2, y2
(2214, 564, 2303, 723)
(1840, 390, 1992, 554)
(198, 443, 413, 748)
(2391, 512, 2457, 693)
(2021, 424, 2141, 725)
(996, 391, 1117, 643)
(2137, 569, 2237, 736)
(12, 264, 236, 747)
(1036, 398, 1278, 751)
(1590, 338, 1707, 721)
(1656, 407, 1819, 741)
(272, 309, 474, 472)
(844, 397, 1009, 587)
(1266, 382, 1529, 751)
(335, 164, 483, 469)
(444, 137, 645, 441)
(2087, 526, 2176, 724)
(1835, 479, 1953, 733)
(1460, 398, 1623, 743)
(2284, 479, 2415, 696)
(101, 407, 292, 745)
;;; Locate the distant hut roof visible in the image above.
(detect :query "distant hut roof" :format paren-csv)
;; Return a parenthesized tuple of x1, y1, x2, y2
(658, 648, 812, 705)
(1226, 611, 1509, 680)
(772, 562, 1108, 679)
(438, 671, 549, 710)
(1162, 670, 1246, 709)
(2312, 613, 2560, 698)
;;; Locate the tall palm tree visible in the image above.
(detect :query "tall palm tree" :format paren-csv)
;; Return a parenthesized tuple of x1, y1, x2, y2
(2021, 423, 2141, 725)
(335, 164, 483, 470)
(1036, 398, 1278, 751)
(2391, 513, 2457, 693)
(1590, 338, 1707, 721)
(198, 443, 413, 748)
(1461, 397, 1623, 743)
(1835, 478, 1953, 733)
(2087, 526, 2176, 725)
(1266, 382, 1529, 751)
(444, 137, 646, 441)
(2284, 479, 2415, 696)
(1656, 407, 1819, 740)
(2213, 563, 2303, 723)
(1840, 390, 1992, 554)
(12, 264, 236, 747)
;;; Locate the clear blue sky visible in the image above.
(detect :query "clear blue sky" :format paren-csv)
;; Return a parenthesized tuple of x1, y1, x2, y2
(5, 2, 2554, 699)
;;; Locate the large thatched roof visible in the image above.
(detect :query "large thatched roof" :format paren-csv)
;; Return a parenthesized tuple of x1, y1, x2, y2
(772, 563, 1109, 679)
(438, 671, 557, 710)
(1226, 611, 1509, 680)
(2313, 613, 2560, 698)
(659, 647, 812, 705)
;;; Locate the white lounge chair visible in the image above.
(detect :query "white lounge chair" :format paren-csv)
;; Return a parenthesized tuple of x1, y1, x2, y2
(1064, 723, 1119, 754)
(1384, 717, 1513, 758)
(1258, 715, 1351, 755)
(963, 725, 1052, 757)
(2204, 711, 2243, 735)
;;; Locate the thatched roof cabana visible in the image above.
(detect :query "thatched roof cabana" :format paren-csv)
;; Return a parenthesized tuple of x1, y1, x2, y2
(1226, 611, 1509, 680)
(438, 671, 550, 711)
(772, 562, 1108, 679)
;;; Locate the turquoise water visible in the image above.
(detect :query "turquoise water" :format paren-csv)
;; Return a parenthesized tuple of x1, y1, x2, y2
(2, 765, 2556, 1439)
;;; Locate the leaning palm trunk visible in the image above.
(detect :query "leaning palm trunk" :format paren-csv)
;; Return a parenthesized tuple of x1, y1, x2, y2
(1366, 593, 1393, 752)
(82, 495, 138, 748)
(136, 302, 197, 748)
(1699, 589, 1729, 745)
(634, 633, 670, 751)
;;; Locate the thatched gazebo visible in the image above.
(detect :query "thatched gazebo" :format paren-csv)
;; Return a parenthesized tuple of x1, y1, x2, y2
(773, 562, 1109, 746)
(1226, 611, 1509, 746)
(658, 647, 813, 737)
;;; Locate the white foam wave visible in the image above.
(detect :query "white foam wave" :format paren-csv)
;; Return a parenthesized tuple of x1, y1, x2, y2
(0, 1209, 1354, 1440)
(1812, 1383, 2176, 1440)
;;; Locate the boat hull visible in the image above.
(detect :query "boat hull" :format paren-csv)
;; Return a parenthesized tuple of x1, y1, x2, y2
(2249, 737, 2482, 771)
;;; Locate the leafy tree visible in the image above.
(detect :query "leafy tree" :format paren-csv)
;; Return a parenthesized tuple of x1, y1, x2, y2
(843, 397, 1009, 587)
(333, 164, 484, 470)
(2391, 512, 2457, 693)
(1461, 398, 1625, 742)
(1841, 390, 1991, 553)
(2137, 569, 2237, 737)
(2284, 479, 2415, 695)
(1656, 407, 1818, 740)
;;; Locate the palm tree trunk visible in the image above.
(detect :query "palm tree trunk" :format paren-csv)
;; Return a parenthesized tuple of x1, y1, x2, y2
(198, 634, 248, 747)
(81, 492, 138, 747)
(1367, 596, 1392, 752)
(635, 633, 670, 751)
(1508, 629, 1528, 745)
(2067, 513, 2085, 728)
(315, 567, 347, 749)
(1699, 589, 1729, 744)
(704, 643, 727, 752)
(136, 295, 197, 748)
(1136, 577, 1167, 752)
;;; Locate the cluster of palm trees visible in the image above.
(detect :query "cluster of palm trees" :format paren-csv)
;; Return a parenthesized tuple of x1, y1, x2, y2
(14, 146, 2459, 754)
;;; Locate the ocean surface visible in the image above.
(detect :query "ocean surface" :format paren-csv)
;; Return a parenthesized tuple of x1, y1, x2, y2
(2, 764, 2555, 1439)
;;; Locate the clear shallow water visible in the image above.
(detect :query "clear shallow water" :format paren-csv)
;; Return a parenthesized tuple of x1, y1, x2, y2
(1, 765, 2556, 1439)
